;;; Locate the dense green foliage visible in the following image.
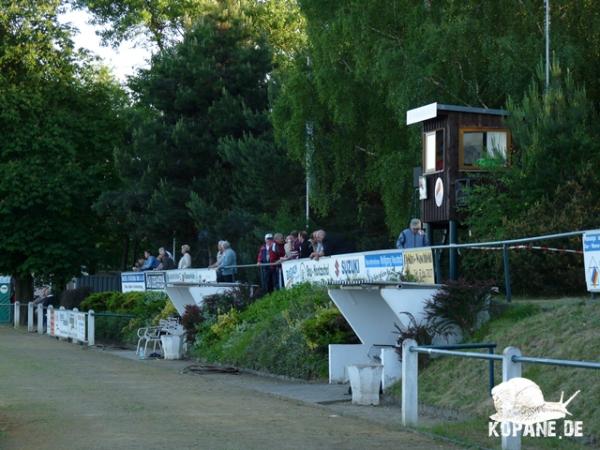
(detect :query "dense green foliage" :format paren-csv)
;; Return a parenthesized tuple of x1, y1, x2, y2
(0, 0, 127, 293)
(96, 4, 304, 267)
(463, 64, 600, 294)
(81, 291, 169, 343)
(193, 284, 357, 379)
(4, 0, 600, 296)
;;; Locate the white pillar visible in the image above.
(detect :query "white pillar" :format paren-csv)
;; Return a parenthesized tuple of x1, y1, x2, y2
(37, 304, 44, 334)
(87, 310, 95, 347)
(402, 339, 419, 426)
(27, 302, 34, 332)
(502, 346, 522, 450)
(14, 301, 20, 328)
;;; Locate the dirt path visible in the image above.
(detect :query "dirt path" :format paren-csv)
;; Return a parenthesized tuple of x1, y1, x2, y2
(0, 327, 458, 450)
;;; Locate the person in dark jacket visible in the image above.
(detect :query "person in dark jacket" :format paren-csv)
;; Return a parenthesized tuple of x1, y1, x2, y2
(257, 233, 285, 292)
(297, 231, 313, 259)
(396, 218, 429, 249)
(156, 247, 175, 270)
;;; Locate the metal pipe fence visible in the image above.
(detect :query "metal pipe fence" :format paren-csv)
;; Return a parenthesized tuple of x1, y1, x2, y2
(402, 339, 600, 450)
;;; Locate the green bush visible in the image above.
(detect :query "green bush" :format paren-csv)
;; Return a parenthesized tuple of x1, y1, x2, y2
(300, 306, 358, 352)
(80, 292, 113, 312)
(84, 291, 169, 345)
(193, 284, 358, 379)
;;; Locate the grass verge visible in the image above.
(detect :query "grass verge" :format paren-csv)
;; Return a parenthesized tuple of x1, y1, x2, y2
(389, 299, 600, 449)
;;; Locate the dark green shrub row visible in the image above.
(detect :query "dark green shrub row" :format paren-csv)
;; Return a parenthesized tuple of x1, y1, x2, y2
(80, 291, 171, 345)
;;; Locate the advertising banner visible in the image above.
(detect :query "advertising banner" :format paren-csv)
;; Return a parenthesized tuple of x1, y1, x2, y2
(403, 248, 435, 283)
(583, 231, 600, 292)
(121, 272, 146, 293)
(145, 271, 166, 291)
(165, 269, 217, 285)
(55, 309, 70, 338)
(75, 312, 86, 341)
(282, 248, 434, 288)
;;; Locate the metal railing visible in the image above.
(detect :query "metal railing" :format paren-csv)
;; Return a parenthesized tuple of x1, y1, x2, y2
(401, 338, 600, 450)
(415, 343, 498, 394)
(427, 229, 588, 302)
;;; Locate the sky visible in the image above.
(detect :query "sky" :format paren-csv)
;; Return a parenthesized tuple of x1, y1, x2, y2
(58, 7, 151, 82)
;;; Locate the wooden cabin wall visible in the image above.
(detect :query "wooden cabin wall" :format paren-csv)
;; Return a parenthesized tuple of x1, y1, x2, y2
(420, 112, 507, 225)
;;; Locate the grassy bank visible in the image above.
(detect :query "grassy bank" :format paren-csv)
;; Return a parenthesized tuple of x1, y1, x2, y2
(390, 298, 600, 449)
(192, 284, 358, 379)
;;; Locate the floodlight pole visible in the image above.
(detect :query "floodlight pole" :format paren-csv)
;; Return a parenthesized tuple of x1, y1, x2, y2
(305, 121, 313, 230)
(545, 0, 550, 90)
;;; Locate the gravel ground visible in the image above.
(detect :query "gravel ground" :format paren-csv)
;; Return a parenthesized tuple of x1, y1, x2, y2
(0, 326, 460, 450)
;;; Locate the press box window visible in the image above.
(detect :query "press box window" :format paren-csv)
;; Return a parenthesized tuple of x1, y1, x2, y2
(424, 129, 444, 173)
(461, 129, 508, 169)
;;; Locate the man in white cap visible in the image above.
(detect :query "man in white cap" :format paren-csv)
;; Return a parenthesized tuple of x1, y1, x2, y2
(396, 218, 429, 249)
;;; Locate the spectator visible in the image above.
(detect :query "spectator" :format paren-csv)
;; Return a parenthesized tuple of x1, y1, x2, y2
(155, 247, 175, 270)
(396, 218, 429, 249)
(140, 250, 159, 271)
(310, 230, 326, 260)
(297, 231, 313, 259)
(132, 257, 145, 271)
(257, 233, 285, 293)
(283, 235, 298, 259)
(217, 241, 237, 282)
(273, 233, 287, 288)
(208, 241, 225, 268)
(178, 244, 192, 269)
(289, 230, 300, 253)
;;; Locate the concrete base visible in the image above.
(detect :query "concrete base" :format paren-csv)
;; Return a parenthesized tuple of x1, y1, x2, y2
(329, 344, 372, 383)
(380, 347, 402, 390)
(329, 344, 402, 389)
(327, 284, 440, 388)
(347, 364, 383, 405)
(161, 335, 184, 360)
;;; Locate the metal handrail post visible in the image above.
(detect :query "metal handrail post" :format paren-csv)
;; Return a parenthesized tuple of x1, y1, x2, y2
(501, 346, 522, 450)
(503, 243, 512, 303)
(488, 346, 495, 395)
(402, 339, 419, 426)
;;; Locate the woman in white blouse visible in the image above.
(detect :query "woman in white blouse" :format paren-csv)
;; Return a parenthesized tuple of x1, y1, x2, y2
(178, 244, 192, 269)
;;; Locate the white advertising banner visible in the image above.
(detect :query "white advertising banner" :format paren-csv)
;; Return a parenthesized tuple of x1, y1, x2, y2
(282, 248, 434, 288)
(145, 271, 166, 291)
(121, 272, 146, 293)
(75, 312, 86, 341)
(165, 269, 217, 285)
(51, 309, 86, 341)
(55, 309, 71, 338)
(583, 230, 600, 292)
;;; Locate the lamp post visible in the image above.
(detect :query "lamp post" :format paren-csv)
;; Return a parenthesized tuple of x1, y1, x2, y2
(545, 0, 550, 90)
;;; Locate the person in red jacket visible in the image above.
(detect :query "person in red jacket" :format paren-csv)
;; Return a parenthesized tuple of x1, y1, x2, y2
(257, 233, 285, 293)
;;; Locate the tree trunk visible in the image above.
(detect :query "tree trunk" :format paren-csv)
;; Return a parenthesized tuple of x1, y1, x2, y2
(14, 273, 33, 325)
(14, 273, 33, 303)
(121, 235, 130, 271)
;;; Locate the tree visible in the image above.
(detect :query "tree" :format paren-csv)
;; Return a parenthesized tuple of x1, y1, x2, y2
(0, 0, 127, 298)
(464, 62, 600, 294)
(101, 5, 303, 268)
